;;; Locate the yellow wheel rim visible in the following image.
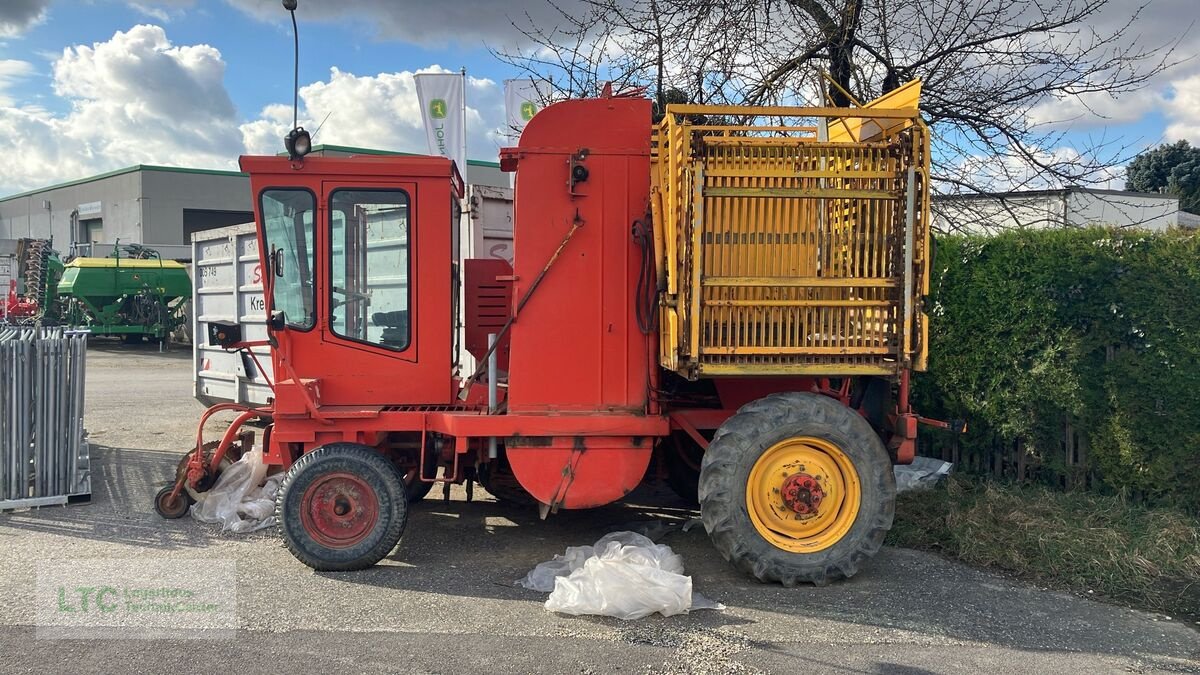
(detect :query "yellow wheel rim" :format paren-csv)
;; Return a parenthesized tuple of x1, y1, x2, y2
(745, 436, 861, 553)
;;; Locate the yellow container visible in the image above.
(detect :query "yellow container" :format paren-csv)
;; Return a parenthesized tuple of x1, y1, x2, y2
(652, 81, 930, 378)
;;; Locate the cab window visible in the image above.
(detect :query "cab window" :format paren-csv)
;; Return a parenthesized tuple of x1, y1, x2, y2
(329, 190, 411, 350)
(260, 189, 315, 329)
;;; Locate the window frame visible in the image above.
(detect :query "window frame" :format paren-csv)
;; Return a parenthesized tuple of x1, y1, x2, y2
(257, 186, 318, 332)
(326, 187, 414, 353)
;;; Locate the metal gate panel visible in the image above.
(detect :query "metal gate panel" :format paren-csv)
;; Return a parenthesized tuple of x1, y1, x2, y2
(0, 327, 90, 509)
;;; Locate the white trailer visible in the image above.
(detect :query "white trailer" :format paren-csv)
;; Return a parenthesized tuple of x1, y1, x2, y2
(192, 184, 514, 406)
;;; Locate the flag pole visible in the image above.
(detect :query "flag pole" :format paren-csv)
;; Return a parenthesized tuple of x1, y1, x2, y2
(460, 67, 468, 185)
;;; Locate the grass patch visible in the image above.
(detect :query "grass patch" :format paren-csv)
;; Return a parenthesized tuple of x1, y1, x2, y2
(887, 476, 1200, 622)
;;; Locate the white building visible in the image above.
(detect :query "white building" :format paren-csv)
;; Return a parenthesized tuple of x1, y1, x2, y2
(0, 144, 507, 261)
(933, 187, 1192, 234)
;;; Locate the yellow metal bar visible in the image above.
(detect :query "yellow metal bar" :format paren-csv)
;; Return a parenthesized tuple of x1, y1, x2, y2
(705, 299, 892, 308)
(688, 162, 705, 360)
(700, 125, 820, 133)
(649, 183, 665, 290)
(704, 169, 899, 179)
(701, 276, 899, 288)
(701, 346, 893, 355)
(665, 104, 920, 119)
(697, 363, 900, 376)
(701, 139, 896, 151)
(704, 187, 897, 200)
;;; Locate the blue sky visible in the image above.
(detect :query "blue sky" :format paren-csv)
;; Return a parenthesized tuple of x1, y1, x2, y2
(5, 1, 516, 123)
(0, 0, 1195, 196)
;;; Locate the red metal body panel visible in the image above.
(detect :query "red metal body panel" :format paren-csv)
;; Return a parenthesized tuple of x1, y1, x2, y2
(464, 258, 513, 371)
(502, 96, 653, 414)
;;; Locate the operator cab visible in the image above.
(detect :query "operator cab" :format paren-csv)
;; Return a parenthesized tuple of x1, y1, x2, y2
(240, 154, 464, 407)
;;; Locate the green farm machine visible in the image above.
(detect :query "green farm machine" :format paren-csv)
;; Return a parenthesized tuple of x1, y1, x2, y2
(3, 240, 191, 342)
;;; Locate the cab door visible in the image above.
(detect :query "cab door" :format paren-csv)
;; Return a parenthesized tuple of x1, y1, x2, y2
(313, 180, 454, 405)
(248, 155, 458, 409)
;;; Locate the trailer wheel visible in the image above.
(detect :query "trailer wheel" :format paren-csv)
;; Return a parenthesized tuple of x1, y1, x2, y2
(276, 443, 409, 571)
(698, 392, 894, 586)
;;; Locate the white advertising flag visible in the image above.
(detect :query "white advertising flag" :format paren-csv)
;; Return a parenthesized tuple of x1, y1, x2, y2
(504, 79, 545, 140)
(414, 72, 467, 175)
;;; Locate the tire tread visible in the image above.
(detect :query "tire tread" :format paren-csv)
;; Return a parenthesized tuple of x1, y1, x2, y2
(698, 392, 895, 585)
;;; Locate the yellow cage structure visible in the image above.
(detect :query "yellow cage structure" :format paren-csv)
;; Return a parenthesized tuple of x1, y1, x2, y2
(651, 81, 931, 379)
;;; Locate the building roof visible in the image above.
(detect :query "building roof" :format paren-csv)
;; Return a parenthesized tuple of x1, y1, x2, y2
(0, 145, 503, 205)
(0, 164, 247, 204)
(1179, 211, 1200, 228)
(933, 186, 1178, 202)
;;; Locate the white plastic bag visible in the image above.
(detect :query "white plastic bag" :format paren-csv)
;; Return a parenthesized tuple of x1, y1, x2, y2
(190, 448, 282, 533)
(894, 456, 953, 493)
(520, 531, 724, 620)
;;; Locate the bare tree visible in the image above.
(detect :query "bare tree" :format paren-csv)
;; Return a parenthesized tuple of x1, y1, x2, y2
(495, 0, 1189, 231)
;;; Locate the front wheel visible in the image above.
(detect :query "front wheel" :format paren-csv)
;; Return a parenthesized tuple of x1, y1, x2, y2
(153, 485, 192, 519)
(276, 443, 409, 571)
(698, 392, 895, 586)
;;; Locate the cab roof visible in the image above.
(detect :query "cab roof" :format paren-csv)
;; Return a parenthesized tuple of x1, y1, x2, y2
(238, 154, 464, 195)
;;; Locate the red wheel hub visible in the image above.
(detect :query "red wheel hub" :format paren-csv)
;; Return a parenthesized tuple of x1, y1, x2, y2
(300, 472, 379, 549)
(780, 472, 825, 515)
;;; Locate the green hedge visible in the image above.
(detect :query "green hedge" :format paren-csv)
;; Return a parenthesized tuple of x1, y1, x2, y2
(915, 227, 1200, 510)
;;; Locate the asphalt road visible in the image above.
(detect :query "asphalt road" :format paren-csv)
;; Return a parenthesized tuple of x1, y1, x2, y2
(0, 343, 1197, 674)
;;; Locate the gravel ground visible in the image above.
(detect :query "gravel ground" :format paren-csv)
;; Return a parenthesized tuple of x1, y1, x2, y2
(0, 343, 1197, 674)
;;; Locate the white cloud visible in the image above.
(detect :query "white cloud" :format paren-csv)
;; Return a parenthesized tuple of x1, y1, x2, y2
(0, 24, 510, 194)
(0, 59, 34, 106)
(1164, 73, 1200, 142)
(0, 25, 243, 192)
(240, 66, 507, 163)
(1028, 89, 1165, 130)
(949, 144, 1126, 194)
(127, 0, 194, 22)
(1024, 0, 1200, 134)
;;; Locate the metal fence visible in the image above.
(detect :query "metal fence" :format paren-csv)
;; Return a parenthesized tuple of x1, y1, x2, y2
(0, 327, 90, 509)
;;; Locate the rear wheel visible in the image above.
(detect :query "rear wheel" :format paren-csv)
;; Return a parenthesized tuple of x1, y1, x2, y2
(276, 443, 408, 571)
(401, 466, 434, 503)
(477, 454, 537, 506)
(698, 392, 895, 586)
(663, 431, 705, 505)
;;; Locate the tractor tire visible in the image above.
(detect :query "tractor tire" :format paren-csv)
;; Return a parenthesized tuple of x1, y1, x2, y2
(401, 467, 434, 503)
(698, 392, 895, 586)
(663, 431, 704, 505)
(477, 459, 537, 507)
(276, 443, 409, 571)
